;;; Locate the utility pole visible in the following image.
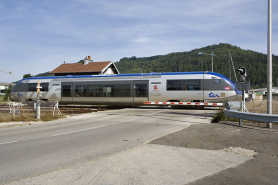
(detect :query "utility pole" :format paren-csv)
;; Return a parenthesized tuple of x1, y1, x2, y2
(267, 0, 272, 129)
(212, 52, 213, 72)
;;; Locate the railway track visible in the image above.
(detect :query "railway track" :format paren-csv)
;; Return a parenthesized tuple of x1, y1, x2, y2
(0, 105, 106, 114)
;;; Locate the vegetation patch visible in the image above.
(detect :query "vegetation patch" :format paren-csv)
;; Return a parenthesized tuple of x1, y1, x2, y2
(0, 112, 66, 123)
(211, 109, 238, 123)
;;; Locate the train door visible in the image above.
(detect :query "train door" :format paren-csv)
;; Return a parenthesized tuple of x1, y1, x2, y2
(61, 82, 73, 104)
(133, 80, 149, 104)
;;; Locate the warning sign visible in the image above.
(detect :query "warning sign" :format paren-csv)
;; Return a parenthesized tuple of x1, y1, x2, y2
(235, 82, 250, 91)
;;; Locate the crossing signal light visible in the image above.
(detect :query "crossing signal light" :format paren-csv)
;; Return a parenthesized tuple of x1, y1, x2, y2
(237, 67, 246, 82)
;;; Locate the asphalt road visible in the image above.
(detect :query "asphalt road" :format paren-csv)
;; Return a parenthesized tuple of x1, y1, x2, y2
(0, 107, 217, 184)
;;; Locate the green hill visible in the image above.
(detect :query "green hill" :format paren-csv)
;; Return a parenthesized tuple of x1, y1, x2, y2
(115, 43, 278, 88)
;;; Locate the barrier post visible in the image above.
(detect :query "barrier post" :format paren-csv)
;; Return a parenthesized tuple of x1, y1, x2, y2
(36, 80, 42, 119)
(239, 90, 245, 126)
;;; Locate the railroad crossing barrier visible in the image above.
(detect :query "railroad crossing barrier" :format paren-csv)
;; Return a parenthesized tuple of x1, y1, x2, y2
(143, 101, 224, 106)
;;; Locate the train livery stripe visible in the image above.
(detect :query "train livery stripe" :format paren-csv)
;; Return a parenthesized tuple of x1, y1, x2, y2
(143, 101, 224, 106)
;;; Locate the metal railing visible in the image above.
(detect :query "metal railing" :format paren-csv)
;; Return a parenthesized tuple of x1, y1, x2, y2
(224, 99, 278, 128)
(224, 109, 278, 123)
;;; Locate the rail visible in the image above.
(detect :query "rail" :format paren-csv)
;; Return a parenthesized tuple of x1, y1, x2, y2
(224, 109, 278, 123)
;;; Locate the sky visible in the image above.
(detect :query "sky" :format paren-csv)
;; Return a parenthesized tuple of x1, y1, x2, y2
(0, 0, 277, 83)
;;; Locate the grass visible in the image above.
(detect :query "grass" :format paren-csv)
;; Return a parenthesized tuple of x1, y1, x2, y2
(0, 96, 66, 123)
(0, 111, 66, 123)
(0, 95, 12, 105)
(0, 95, 6, 104)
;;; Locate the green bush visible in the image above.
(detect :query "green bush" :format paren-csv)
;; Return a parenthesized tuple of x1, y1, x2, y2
(3, 85, 12, 101)
(212, 110, 226, 123)
(211, 109, 239, 123)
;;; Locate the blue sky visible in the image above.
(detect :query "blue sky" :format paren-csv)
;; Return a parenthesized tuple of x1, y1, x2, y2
(0, 0, 277, 83)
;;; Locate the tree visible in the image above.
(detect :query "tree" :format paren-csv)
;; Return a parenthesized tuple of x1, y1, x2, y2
(23, 74, 33, 79)
(3, 84, 13, 101)
(115, 43, 278, 88)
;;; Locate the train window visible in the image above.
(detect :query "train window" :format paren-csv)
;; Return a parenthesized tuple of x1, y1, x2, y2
(62, 85, 71, 97)
(28, 83, 49, 91)
(167, 80, 200, 91)
(89, 85, 101, 97)
(184, 80, 200, 90)
(135, 84, 148, 97)
(214, 79, 220, 84)
(103, 86, 114, 97)
(167, 80, 182, 90)
(75, 85, 87, 97)
(114, 84, 131, 97)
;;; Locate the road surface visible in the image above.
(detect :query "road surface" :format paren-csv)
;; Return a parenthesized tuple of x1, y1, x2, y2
(0, 107, 216, 184)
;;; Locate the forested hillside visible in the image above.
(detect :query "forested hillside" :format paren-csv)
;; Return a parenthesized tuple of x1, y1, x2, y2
(115, 43, 278, 88)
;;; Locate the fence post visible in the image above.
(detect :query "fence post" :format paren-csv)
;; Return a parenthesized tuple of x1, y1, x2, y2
(239, 90, 245, 126)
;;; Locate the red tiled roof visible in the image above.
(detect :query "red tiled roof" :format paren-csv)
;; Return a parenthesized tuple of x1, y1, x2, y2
(50, 61, 112, 74)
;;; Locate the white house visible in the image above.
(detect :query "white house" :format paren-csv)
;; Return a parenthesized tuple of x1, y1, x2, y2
(0, 82, 15, 95)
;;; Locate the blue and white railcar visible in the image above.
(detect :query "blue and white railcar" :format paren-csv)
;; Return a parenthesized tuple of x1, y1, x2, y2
(10, 71, 241, 105)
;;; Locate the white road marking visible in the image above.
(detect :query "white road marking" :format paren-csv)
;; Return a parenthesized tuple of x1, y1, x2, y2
(0, 141, 18, 145)
(121, 110, 165, 123)
(52, 125, 106, 137)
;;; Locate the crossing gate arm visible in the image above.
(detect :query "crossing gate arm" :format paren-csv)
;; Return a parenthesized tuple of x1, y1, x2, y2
(224, 109, 278, 123)
(143, 101, 224, 106)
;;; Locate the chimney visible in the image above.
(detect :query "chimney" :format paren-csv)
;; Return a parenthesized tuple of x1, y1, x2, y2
(84, 56, 93, 65)
(84, 56, 90, 65)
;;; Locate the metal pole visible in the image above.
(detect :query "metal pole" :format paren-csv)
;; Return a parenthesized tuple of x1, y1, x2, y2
(229, 58, 231, 80)
(212, 52, 213, 72)
(239, 90, 245, 126)
(267, 0, 272, 128)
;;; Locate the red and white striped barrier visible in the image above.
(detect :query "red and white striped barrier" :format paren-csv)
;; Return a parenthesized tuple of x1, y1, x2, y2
(143, 101, 224, 106)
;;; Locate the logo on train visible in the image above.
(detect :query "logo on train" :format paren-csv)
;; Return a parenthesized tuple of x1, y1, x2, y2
(209, 92, 219, 98)
(153, 85, 158, 90)
(17, 93, 23, 98)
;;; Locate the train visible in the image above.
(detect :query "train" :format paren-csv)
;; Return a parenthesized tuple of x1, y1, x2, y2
(9, 71, 241, 106)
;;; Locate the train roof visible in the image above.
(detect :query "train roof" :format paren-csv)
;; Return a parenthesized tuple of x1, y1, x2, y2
(21, 71, 230, 81)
